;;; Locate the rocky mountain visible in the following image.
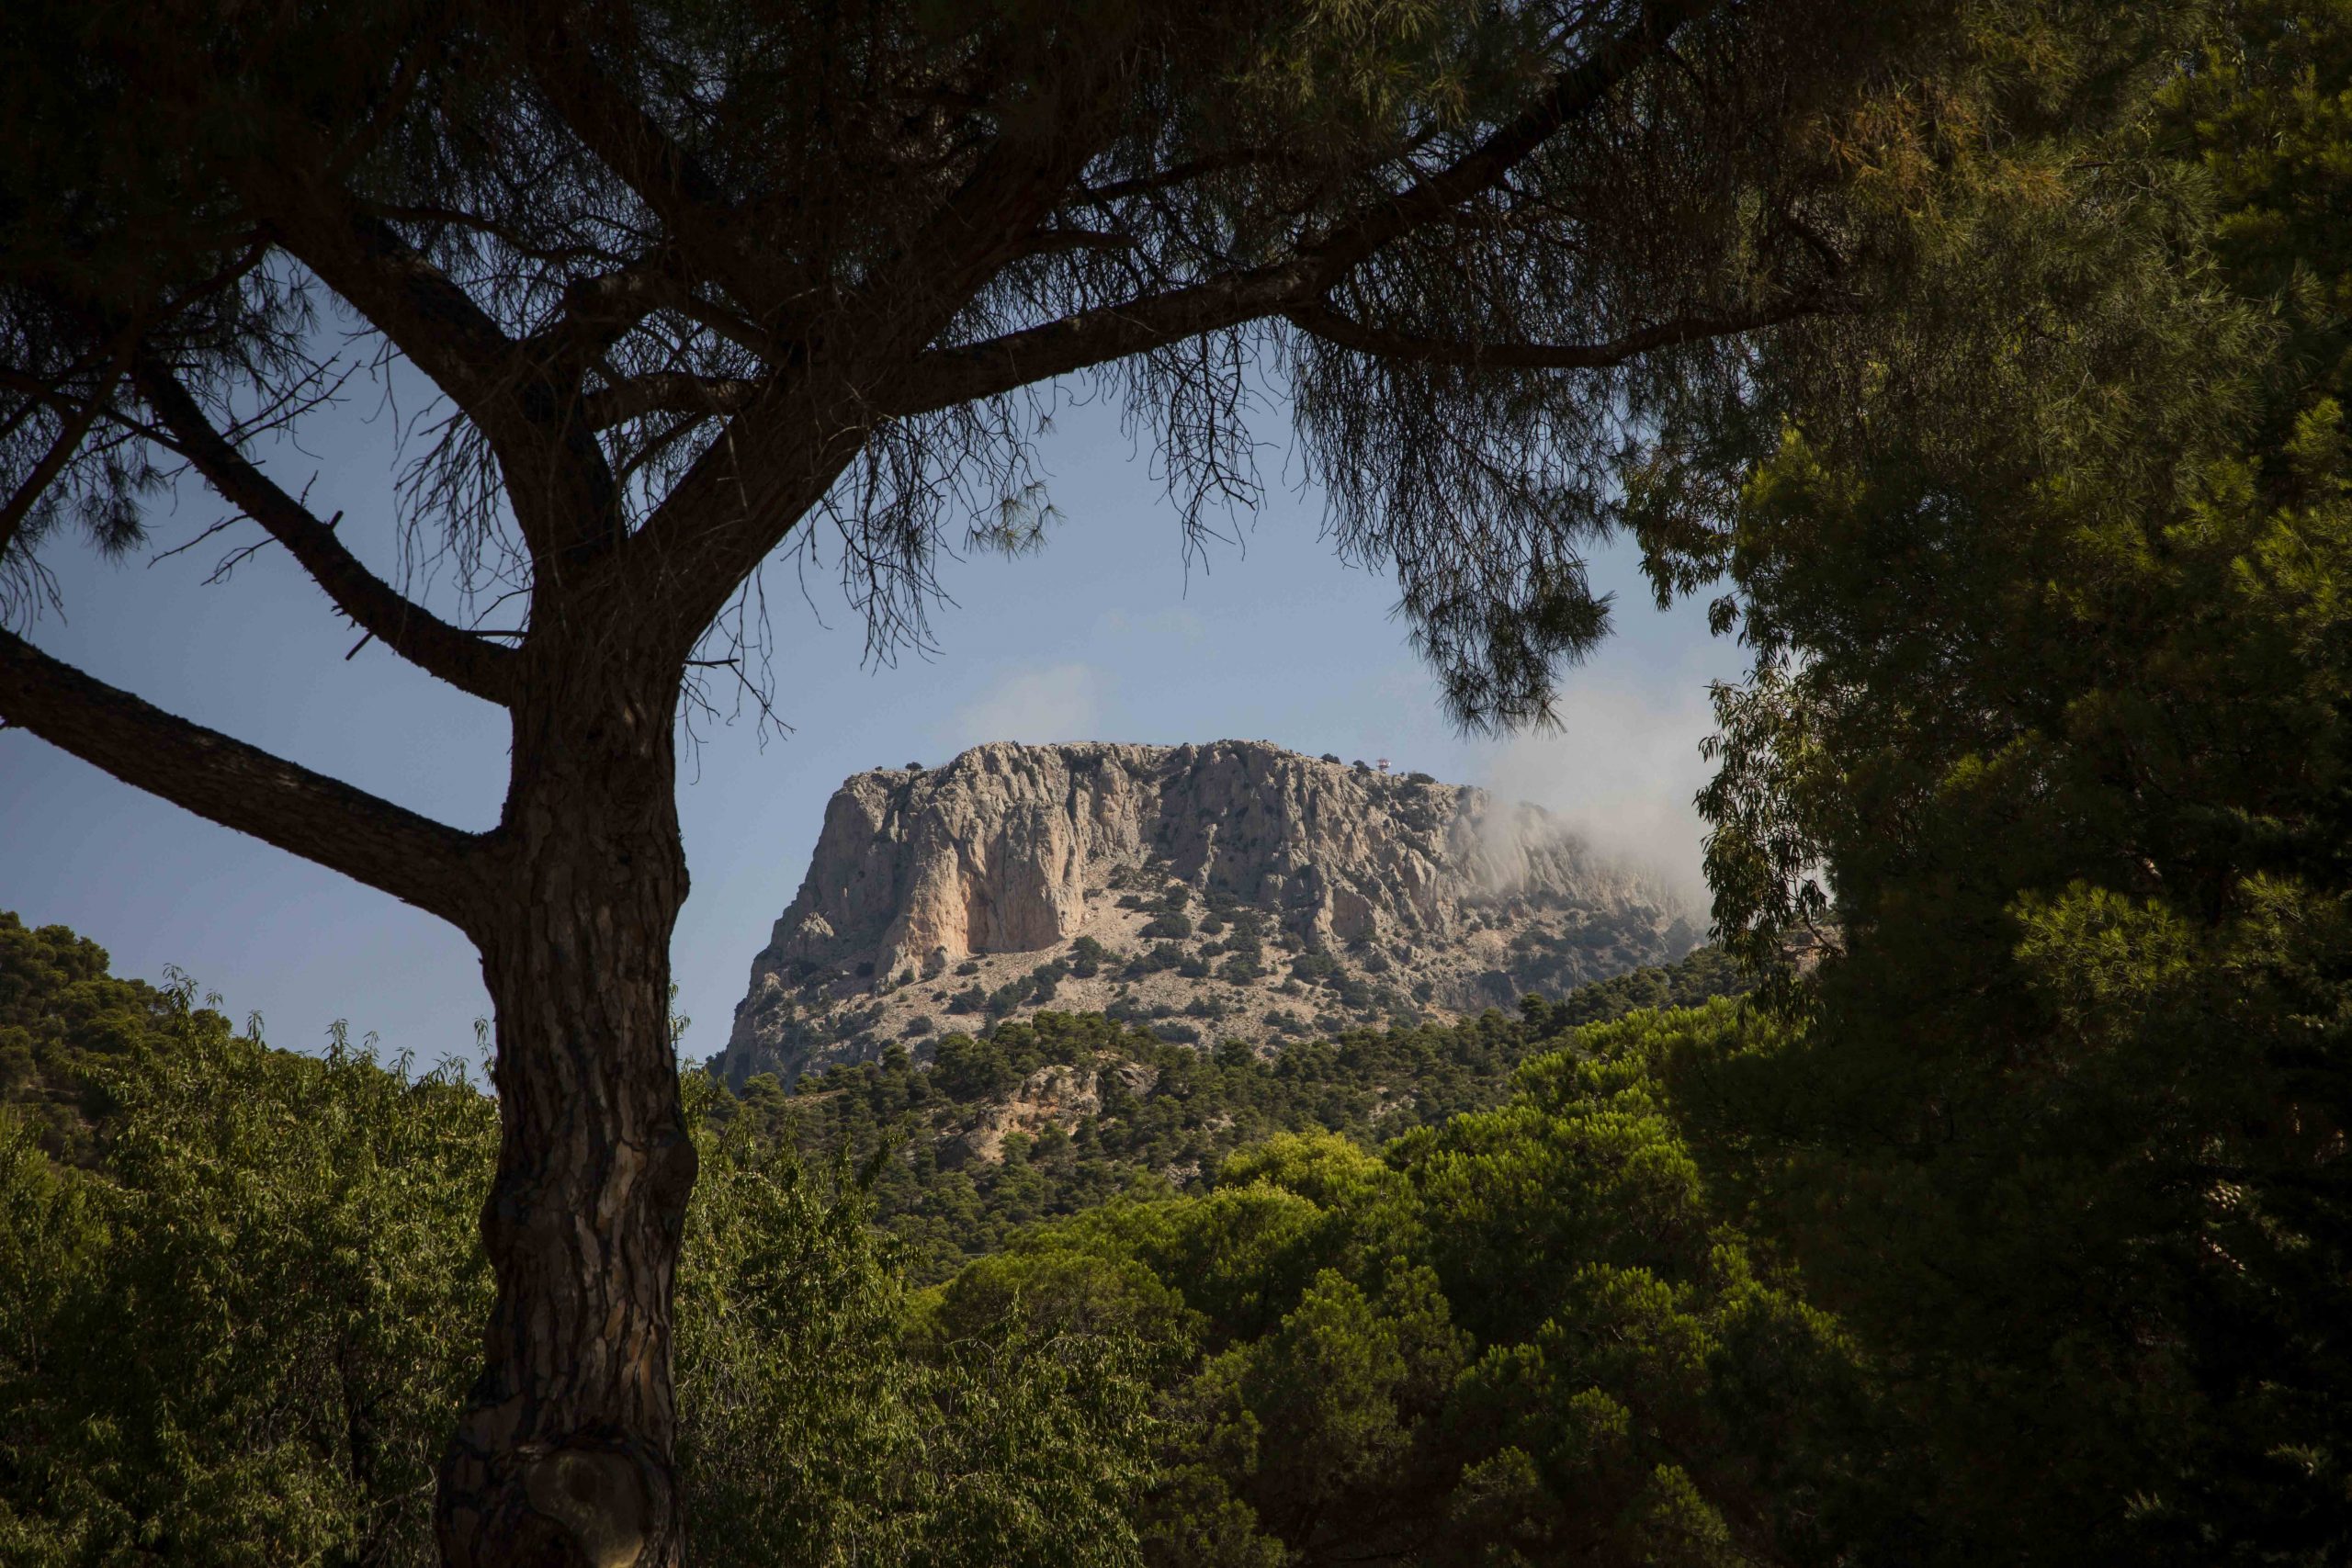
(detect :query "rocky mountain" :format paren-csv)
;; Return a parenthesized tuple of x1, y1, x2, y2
(715, 739, 1697, 1085)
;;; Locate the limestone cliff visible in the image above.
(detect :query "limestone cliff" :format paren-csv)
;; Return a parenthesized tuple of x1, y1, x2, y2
(718, 739, 1695, 1085)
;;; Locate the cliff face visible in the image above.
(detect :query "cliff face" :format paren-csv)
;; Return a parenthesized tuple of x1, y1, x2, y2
(718, 739, 1694, 1084)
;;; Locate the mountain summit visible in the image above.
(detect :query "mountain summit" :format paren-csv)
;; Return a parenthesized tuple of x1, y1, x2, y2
(716, 739, 1694, 1084)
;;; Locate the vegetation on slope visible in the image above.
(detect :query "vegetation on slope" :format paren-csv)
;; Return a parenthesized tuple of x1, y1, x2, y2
(0, 912, 184, 1166)
(932, 1001, 1897, 1568)
(0, 924, 1148, 1568)
(0, 918, 1800, 1568)
(716, 947, 1750, 1282)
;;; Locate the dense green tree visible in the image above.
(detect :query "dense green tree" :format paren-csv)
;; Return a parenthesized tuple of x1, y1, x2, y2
(0, 912, 180, 1166)
(1628, 2, 2352, 1559)
(934, 1004, 1883, 1568)
(674, 1097, 1153, 1568)
(0, 929, 1151, 1568)
(0, 987, 495, 1566)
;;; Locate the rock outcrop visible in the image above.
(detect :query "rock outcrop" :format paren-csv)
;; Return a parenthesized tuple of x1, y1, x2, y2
(718, 739, 1694, 1085)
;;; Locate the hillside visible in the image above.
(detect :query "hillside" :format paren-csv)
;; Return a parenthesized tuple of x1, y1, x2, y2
(718, 945, 1749, 1283)
(0, 911, 184, 1166)
(717, 739, 1696, 1085)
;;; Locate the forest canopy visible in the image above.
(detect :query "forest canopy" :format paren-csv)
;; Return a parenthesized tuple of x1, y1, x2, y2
(0, 914, 1151, 1568)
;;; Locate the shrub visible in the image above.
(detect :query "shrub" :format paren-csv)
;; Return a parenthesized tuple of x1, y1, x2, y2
(1291, 951, 1342, 984)
(1125, 943, 1185, 977)
(928, 1033, 1015, 1100)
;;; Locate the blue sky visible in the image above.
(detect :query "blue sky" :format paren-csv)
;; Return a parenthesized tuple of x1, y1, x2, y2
(0, 381, 1741, 1072)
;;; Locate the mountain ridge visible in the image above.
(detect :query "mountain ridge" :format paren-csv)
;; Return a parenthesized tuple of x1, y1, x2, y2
(717, 739, 1695, 1085)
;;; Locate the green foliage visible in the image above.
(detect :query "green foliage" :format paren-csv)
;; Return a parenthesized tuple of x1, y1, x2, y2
(1638, 5, 2352, 1561)
(0, 984, 493, 1567)
(0, 931, 1151, 1568)
(1124, 942, 1188, 978)
(1216, 953, 1265, 984)
(1287, 950, 1341, 985)
(724, 951, 1753, 1285)
(1069, 936, 1110, 979)
(677, 1100, 1152, 1568)
(0, 912, 180, 1165)
(936, 1008, 1878, 1568)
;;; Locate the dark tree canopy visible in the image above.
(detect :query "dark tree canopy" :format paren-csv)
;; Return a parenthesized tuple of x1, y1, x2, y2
(1, 0, 1907, 737)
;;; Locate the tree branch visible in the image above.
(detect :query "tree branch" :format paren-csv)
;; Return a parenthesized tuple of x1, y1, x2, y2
(887, 0, 1722, 414)
(255, 173, 628, 563)
(526, 254, 681, 381)
(0, 626, 488, 923)
(1069, 147, 1281, 206)
(1283, 297, 1820, 369)
(839, 104, 1124, 370)
(261, 196, 538, 452)
(0, 378, 114, 565)
(604, 0, 1730, 654)
(583, 373, 759, 432)
(506, 3, 794, 333)
(606, 37, 1148, 640)
(134, 357, 518, 705)
(1304, 0, 1716, 275)
(885, 266, 1312, 416)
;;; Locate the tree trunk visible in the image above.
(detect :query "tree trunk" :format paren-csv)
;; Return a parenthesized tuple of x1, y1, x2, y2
(436, 666, 698, 1568)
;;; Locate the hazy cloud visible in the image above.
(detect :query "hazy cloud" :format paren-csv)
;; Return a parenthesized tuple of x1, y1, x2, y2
(1479, 676, 1720, 908)
(942, 662, 1108, 748)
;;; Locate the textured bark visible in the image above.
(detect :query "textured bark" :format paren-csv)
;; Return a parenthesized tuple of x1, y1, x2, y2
(435, 658, 698, 1568)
